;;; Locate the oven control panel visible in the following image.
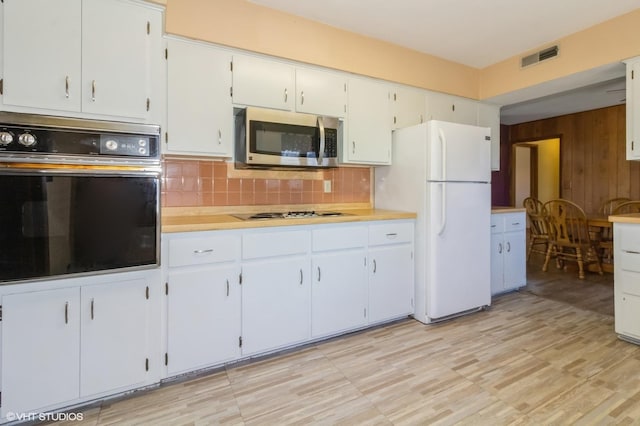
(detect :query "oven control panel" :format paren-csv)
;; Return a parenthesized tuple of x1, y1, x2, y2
(100, 135, 151, 157)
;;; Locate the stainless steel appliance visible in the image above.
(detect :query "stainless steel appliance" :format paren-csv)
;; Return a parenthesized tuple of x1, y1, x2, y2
(235, 107, 340, 169)
(0, 112, 161, 284)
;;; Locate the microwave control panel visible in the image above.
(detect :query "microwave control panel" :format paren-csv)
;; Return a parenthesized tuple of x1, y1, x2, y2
(324, 128, 338, 157)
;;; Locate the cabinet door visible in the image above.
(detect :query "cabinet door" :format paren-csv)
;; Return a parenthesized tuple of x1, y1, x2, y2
(167, 39, 233, 156)
(241, 257, 310, 355)
(311, 250, 367, 338)
(428, 91, 478, 125)
(478, 103, 501, 171)
(627, 59, 640, 160)
(391, 86, 426, 129)
(80, 279, 149, 397)
(232, 55, 295, 111)
(295, 68, 347, 117)
(503, 231, 527, 291)
(3, 0, 82, 112)
(166, 265, 241, 375)
(1, 288, 80, 416)
(368, 245, 413, 324)
(346, 77, 392, 164)
(490, 233, 505, 295)
(81, 0, 153, 119)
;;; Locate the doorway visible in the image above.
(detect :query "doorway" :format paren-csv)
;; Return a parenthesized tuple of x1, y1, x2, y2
(512, 138, 560, 207)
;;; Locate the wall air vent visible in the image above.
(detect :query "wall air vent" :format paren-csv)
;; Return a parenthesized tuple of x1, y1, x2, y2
(521, 45, 559, 68)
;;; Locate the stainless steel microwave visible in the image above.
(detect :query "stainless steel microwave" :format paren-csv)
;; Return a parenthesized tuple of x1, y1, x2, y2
(235, 107, 340, 169)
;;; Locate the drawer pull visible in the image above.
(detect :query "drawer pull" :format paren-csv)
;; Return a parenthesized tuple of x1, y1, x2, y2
(512, 222, 520, 226)
(491, 225, 497, 228)
(386, 233, 398, 239)
(194, 249, 214, 254)
(624, 250, 640, 255)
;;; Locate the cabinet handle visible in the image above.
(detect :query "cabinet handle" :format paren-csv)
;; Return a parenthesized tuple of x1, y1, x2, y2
(373, 259, 377, 273)
(218, 129, 222, 145)
(226, 279, 229, 297)
(352, 141, 356, 154)
(65, 302, 69, 324)
(90, 298, 94, 320)
(301, 91, 304, 105)
(317, 266, 321, 282)
(299, 269, 303, 285)
(386, 233, 398, 239)
(91, 80, 96, 102)
(624, 250, 640, 254)
(491, 225, 497, 228)
(498, 243, 503, 254)
(506, 242, 511, 252)
(284, 88, 288, 103)
(512, 222, 520, 226)
(419, 114, 424, 124)
(194, 249, 214, 254)
(65, 76, 70, 98)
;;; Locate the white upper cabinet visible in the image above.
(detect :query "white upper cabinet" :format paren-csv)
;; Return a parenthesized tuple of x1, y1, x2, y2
(626, 57, 640, 160)
(344, 77, 392, 165)
(81, 0, 154, 119)
(391, 85, 426, 129)
(166, 38, 233, 156)
(478, 102, 501, 171)
(1, 0, 160, 121)
(232, 54, 295, 111)
(3, 0, 82, 112)
(295, 67, 347, 117)
(427, 91, 479, 125)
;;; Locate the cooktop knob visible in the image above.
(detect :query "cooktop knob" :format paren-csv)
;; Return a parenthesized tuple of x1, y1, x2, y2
(104, 139, 118, 151)
(0, 131, 13, 146)
(18, 133, 36, 147)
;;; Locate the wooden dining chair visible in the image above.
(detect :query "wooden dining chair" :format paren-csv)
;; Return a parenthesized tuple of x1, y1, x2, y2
(542, 199, 603, 279)
(523, 197, 549, 263)
(599, 197, 631, 215)
(612, 200, 640, 215)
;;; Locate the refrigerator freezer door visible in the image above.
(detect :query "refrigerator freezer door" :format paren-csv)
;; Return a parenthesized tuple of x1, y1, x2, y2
(428, 120, 491, 183)
(427, 181, 491, 320)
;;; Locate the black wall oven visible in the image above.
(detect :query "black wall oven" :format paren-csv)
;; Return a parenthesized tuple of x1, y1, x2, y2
(0, 113, 161, 284)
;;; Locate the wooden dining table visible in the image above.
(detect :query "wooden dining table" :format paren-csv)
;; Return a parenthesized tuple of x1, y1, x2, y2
(587, 215, 614, 273)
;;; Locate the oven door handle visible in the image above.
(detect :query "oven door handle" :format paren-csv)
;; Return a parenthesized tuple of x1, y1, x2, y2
(0, 163, 161, 177)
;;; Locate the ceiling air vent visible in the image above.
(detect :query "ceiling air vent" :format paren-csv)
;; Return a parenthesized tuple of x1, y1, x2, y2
(521, 45, 559, 68)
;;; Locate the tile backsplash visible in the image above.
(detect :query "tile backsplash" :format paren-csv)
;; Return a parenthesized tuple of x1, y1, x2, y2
(162, 159, 371, 207)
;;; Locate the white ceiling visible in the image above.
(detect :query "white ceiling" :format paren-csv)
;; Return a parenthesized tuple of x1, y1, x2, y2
(250, 0, 639, 124)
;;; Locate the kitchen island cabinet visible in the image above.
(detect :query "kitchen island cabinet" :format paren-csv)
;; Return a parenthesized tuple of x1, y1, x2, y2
(2, 0, 162, 121)
(611, 216, 640, 343)
(490, 210, 526, 295)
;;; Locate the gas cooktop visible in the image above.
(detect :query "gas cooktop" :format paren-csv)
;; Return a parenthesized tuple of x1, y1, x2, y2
(233, 211, 347, 220)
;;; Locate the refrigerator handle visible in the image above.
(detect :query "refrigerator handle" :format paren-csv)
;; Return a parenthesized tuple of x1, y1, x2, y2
(437, 182, 447, 235)
(438, 128, 447, 181)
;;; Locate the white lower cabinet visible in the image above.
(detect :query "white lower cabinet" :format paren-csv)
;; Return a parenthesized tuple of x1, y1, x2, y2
(368, 222, 414, 324)
(166, 266, 241, 375)
(614, 223, 640, 340)
(311, 226, 368, 338)
(80, 279, 151, 397)
(241, 228, 311, 356)
(490, 212, 526, 295)
(164, 231, 242, 374)
(1, 288, 81, 417)
(1, 273, 155, 418)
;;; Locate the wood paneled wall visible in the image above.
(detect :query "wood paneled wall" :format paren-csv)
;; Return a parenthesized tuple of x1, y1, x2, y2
(506, 104, 639, 215)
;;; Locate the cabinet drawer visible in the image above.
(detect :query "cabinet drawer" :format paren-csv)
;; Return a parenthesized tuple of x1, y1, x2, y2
(369, 221, 414, 246)
(490, 215, 504, 233)
(312, 226, 367, 252)
(504, 213, 526, 232)
(618, 224, 640, 253)
(168, 234, 240, 267)
(243, 230, 309, 259)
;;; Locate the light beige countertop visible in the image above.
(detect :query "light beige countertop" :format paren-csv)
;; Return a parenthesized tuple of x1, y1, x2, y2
(609, 213, 640, 224)
(162, 207, 416, 233)
(491, 207, 527, 214)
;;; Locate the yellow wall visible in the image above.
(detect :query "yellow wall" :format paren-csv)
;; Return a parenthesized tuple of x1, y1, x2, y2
(480, 9, 640, 99)
(164, 1, 640, 101)
(165, 0, 478, 98)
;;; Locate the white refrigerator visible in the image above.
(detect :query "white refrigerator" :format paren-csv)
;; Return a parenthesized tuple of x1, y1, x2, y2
(375, 120, 491, 324)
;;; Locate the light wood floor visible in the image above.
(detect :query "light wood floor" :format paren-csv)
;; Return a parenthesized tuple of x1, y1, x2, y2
(53, 266, 637, 425)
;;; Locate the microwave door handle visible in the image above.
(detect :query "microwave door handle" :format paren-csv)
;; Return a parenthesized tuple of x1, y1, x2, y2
(317, 116, 325, 165)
